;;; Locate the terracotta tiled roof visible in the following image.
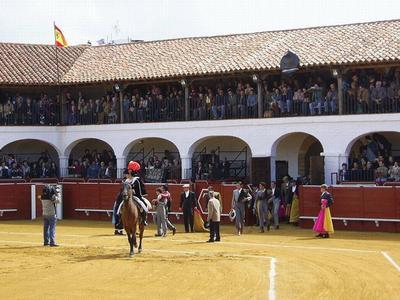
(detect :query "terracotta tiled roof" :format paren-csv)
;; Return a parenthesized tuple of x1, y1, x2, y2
(0, 43, 86, 85)
(1, 20, 400, 85)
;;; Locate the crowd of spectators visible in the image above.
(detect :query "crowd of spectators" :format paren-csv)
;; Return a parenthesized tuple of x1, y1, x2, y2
(192, 150, 239, 181)
(68, 149, 117, 179)
(0, 152, 58, 179)
(0, 94, 61, 126)
(189, 69, 400, 119)
(65, 87, 185, 125)
(135, 150, 181, 182)
(342, 72, 400, 114)
(340, 134, 400, 183)
(2, 68, 399, 126)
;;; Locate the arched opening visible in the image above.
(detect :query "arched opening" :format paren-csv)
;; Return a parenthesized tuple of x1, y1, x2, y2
(66, 139, 116, 179)
(124, 138, 181, 182)
(344, 131, 400, 182)
(272, 133, 324, 184)
(190, 136, 252, 181)
(0, 139, 60, 179)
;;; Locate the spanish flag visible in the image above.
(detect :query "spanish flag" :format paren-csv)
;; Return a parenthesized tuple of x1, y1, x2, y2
(54, 24, 68, 47)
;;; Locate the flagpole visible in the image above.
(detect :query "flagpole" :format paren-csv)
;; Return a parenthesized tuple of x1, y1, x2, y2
(54, 21, 62, 125)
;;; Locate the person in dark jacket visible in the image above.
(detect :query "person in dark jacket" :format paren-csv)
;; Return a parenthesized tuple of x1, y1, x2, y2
(270, 181, 281, 229)
(179, 184, 197, 232)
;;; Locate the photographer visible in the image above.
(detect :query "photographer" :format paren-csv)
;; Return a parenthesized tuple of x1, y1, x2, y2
(39, 185, 61, 247)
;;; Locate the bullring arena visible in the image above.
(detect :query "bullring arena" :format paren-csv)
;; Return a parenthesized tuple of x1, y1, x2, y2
(1, 8, 400, 299)
(1, 220, 400, 299)
(1, 182, 400, 299)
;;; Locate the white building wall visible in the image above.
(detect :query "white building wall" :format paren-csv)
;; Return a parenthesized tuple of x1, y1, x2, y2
(127, 138, 180, 161)
(275, 133, 307, 178)
(0, 113, 399, 183)
(0, 139, 59, 162)
(68, 139, 114, 161)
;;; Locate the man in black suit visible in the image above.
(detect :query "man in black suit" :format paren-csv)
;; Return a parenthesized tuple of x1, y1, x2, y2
(179, 184, 197, 232)
(270, 181, 281, 229)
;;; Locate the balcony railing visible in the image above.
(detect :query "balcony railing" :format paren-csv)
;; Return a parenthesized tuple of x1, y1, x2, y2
(1, 89, 399, 126)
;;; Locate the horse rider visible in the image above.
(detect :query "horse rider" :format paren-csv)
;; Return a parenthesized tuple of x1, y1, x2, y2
(125, 161, 149, 226)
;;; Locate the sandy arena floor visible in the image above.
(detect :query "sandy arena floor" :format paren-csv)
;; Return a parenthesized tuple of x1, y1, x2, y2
(0, 220, 399, 300)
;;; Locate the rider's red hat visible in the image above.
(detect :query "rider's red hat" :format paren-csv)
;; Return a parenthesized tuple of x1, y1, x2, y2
(127, 161, 141, 172)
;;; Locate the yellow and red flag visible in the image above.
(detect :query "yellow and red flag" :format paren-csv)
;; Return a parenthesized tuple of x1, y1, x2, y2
(54, 24, 68, 47)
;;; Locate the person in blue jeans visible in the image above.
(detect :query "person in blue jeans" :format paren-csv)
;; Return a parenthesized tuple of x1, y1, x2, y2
(39, 185, 61, 247)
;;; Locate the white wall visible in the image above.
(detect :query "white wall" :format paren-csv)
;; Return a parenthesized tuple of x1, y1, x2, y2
(68, 139, 114, 161)
(349, 132, 400, 158)
(275, 133, 307, 178)
(0, 139, 59, 163)
(127, 138, 180, 162)
(0, 113, 399, 182)
(192, 136, 250, 161)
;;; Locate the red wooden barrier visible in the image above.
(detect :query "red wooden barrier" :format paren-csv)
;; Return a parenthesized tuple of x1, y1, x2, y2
(0, 182, 251, 225)
(62, 182, 78, 219)
(0, 183, 31, 220)
(194, 180, 209, 198)
(3, 182, 398, 232)
(61, 177, 85, 183)
(299, 185, 400, 232)
(30, 178, 59, 183)
(0, 179, 27, 183)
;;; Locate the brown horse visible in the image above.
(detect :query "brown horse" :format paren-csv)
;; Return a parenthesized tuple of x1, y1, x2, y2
(121, 182, 145, 256)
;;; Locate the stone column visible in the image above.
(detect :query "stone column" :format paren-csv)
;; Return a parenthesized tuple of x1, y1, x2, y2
(270, 155, 276, 182)
(180, 156, 192, 180)
(59, 155, 69, 177)
(116, 156, 127, 178)
(323, 153, 348, 185)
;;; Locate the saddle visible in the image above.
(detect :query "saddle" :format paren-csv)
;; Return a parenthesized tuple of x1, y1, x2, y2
(117, 196, 151, 215)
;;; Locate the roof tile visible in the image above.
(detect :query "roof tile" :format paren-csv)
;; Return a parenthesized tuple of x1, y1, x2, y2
(1, 20, 400, 85)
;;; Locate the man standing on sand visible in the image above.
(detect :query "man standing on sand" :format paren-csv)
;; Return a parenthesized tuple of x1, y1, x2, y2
(179, 184, 197, 232)
(270, 181, 281, 230)
(207, 191, 222, 243)
(39, 184, 61, 247)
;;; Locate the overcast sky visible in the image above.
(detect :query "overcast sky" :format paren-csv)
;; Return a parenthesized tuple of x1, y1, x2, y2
(0, 0, 399, 45)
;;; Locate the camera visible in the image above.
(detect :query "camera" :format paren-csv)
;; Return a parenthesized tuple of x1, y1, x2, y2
(42, 184, 61, 200)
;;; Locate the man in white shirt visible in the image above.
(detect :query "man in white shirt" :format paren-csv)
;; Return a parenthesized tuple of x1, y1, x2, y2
(207, 191, 222, 242)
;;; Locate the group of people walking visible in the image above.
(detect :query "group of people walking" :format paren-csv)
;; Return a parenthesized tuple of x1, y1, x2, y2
(231, 178, 301, 235)
(110, 160, 334, 243)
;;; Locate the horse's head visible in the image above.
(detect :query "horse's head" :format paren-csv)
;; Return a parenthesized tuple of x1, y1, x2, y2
(122, 182, 133, 202)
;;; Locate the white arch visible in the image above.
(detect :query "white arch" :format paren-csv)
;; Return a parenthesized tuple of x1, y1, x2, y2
(63, 138, 116, 158)
(122, 137, 182, 158)
(187, 135, 254, 158)
(344, 130, 400, 157)
(270, 131, 325, 157)
(0, 138, 62, 157)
